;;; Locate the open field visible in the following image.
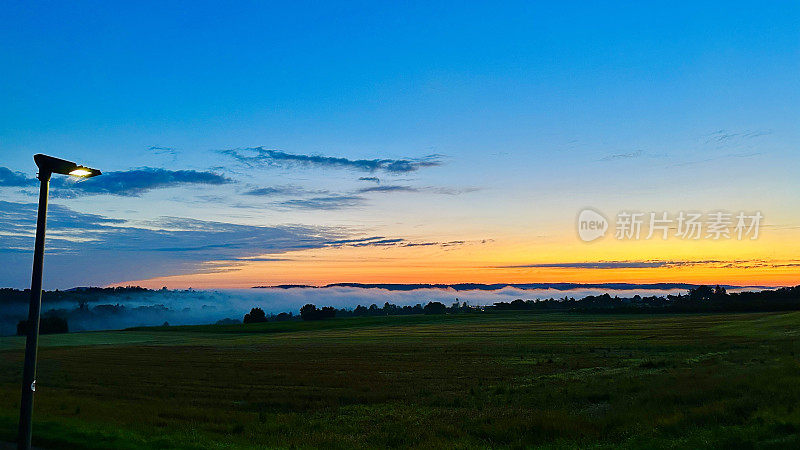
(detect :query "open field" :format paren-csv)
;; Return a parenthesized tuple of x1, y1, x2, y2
(1, 312, 799, 449)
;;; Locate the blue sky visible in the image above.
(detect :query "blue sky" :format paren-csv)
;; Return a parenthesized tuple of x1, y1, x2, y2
(1, 1, 798, 288)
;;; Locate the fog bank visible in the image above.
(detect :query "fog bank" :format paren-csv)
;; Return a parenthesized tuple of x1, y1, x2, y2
(0, 285, 758, 335)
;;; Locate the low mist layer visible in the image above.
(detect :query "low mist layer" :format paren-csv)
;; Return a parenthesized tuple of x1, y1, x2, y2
(1, 285, 726, 335)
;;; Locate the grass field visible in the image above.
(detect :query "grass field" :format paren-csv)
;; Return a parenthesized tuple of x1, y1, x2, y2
(1, 311, 799, 449)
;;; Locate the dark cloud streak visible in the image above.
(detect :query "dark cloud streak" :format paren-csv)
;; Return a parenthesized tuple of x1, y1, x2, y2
(358, 185, 418, 193)
(242, 185, 308, 196)
(276, 194, 364, 210)
(496, 260, 785, 270)
(0, 200, 485, 287)
(0, 167, 36, 187)
(0, 201, 354, 286)
(49, 168, 232, 197)
(220, 147, 443, 174)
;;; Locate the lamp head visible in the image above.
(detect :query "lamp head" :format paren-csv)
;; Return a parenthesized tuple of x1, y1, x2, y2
(34, 154, 102, 178)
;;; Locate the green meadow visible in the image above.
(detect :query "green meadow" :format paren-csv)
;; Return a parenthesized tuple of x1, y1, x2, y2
(1, 311, 799, 449)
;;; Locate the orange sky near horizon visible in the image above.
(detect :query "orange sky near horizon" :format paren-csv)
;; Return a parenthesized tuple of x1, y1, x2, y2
(118, 226, 800, 289)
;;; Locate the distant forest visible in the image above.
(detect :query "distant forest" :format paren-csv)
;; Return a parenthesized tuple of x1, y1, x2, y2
(0, 286, 183, 305)
(244, 285, 800, 322)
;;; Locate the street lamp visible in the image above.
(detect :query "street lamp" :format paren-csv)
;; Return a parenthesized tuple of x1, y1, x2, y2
(18, 154, 101, 450)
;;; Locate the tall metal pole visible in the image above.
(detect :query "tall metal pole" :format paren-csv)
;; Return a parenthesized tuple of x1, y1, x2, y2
(18, 171, 51, 450)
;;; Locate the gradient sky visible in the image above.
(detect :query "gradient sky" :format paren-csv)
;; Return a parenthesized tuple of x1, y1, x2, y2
(1, 1, 799, 289)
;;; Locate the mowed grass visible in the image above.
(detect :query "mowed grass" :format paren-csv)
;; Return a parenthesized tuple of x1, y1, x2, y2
(0, 312, 799, 449)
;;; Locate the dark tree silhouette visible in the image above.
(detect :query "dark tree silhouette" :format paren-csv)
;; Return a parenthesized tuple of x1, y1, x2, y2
(243, 307, 267, 323)
(17, 316, 69, 336)
(689, 285, 715, 301)
(215, 318, 240, 325)
(274, 312, 292, 321)
(423, 301, 447, 315)
(299, 304, 317, 320)
(300, 304, 336, 321)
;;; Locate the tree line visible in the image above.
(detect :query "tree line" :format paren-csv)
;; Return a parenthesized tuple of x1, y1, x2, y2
(239, 285, 800, 324)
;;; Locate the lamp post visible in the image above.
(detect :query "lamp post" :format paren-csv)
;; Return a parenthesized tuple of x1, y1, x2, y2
(18, 154, 101, 450)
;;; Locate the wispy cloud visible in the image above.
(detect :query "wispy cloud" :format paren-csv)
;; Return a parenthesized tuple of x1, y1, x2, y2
(147, 146, 178, 156)
(502, 261, 675, 269)
(495, 259, 800, 270)
(358, 177, 380, 183)
(48, 168, 232, 197)
(329, 236, 478, 249)
(358, 185, 418, 193)
(349, 238, 405, 247)
(220, 147, 443, 173)
(326, 236, 388, 245)
(703, 129, 772, 146)
(357, 185, 479, 195)
(230, 257, 292, 262)
(659, 129, 773, 168)
(272, 183, 478, 209)
(276, 194, 365, 210)
(242, 185, 309, 196)
(599, 150, 643, 162)
(427, 187, 480, 195)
